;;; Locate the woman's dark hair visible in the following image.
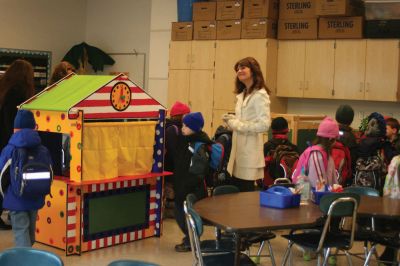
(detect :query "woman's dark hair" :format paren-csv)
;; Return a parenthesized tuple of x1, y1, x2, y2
(313, 136, 336, 155)
(234, 57, 270, 95)
(0, 59, 34, 105)
(50, 61, 75, 85)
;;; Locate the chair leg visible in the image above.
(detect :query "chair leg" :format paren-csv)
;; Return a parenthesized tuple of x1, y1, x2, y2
(317, 254, 322, 266)
(363, 245, 376, 266)
(282, 241, 294, 266)
(345, 251, 353, 266)
(322, 248, 331, 266)
(363, 241, 369, 258)
(256, 241, 265, 256)
(266, 241, 276, 266)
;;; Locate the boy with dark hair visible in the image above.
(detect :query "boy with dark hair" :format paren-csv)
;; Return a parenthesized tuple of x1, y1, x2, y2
(335, 104, 358, 171)
(385, 117, 400, 156)
(263, 117, 298, 186)
(0, 110, 51, 247)
(173, 112, 212, 252)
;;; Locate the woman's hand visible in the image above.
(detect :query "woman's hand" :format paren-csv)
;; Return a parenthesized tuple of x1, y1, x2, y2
(222, 113, 235, 123)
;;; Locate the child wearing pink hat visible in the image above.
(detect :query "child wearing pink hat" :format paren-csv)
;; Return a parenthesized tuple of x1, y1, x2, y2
(293, 117, 339, 188)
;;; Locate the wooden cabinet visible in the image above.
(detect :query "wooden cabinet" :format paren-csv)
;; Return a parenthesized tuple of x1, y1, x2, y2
(277, 39, 400, 102)
(333, 39, 399, 102)
(365, 40, 400, 102)
(169, 41, 215, 70)
(213, 40, 242, 111)
(304, 40, 335, 98)
(333, 40, 366, 100)
(277, 40, 335, 99)
(167, 70, 190, 108)
(189, 70, 214, 134)
(277, 41, 305, 98)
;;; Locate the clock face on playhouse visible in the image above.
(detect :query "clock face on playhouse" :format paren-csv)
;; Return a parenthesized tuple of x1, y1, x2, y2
(110, 82, 132, 111)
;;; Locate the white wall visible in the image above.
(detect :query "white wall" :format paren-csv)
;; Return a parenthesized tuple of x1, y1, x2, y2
(287, 98, 400, 127)
(148, 0, 177, 107)
(85, 0, 151, 89)
(0, 0, 87, 68)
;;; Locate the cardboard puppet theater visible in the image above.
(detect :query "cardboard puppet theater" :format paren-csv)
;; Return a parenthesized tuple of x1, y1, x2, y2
(19, 73, 168, 255)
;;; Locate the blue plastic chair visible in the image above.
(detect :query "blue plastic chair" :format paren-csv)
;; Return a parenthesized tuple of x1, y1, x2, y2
(108, 260, 159, 266)
(0, 247, 63, 266)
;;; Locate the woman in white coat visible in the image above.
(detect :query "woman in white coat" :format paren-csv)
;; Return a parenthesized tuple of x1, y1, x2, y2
(223, 57, 271, 192)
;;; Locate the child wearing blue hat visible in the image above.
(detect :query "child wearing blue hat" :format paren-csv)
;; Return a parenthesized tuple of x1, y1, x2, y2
(0, 109, 51, 247)
(172, 112, 213, 252)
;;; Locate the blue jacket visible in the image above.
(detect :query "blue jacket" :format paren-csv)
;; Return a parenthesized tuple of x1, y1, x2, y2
(0, 129, 45, 211)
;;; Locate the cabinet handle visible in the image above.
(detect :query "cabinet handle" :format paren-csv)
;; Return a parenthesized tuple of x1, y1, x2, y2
(366, 82, 370, 93)
(359, 82, 364, 92)
(304, 81, 309, 91)
(191, 54, 195, 64)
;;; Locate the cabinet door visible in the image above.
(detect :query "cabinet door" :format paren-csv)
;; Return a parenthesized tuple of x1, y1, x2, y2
(169, 41, 192, 69)
(214, 40, 242, 110)
(191, 41, 215, 70)
(365, 40, 400, 102)
(277, 41, 306, 97)
(333, 40, 366, 100)
(304, 40, 335, 99)
(167, 70, 190, 109)
(189, 70, 214, 135)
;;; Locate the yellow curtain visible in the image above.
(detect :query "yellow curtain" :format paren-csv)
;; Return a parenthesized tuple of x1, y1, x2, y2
(82, 121, 156, 181)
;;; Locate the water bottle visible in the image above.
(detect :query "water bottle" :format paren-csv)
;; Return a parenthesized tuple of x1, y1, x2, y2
(297, 169, 310, 202)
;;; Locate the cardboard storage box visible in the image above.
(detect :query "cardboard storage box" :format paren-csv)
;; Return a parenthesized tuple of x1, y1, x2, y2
(194, 21, 217, 40)
(364, 20, 400, 39)
(241, 18, 277, 38)
(365, 0, 400, 20)
(217, 20, 242, 39)
(216, 1, 243, 20)
(319, 16, 363, 39)
(171, 22, 193, 41)
(278, 18, 318, 39)
(193, 2, 216, 21)
(279, 0, 317, 19)
(243, 0, 279, 19)
(316, 0, 364, 17)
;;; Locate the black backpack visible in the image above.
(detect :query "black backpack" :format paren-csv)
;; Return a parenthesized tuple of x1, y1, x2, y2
(354, 155, 386, 192)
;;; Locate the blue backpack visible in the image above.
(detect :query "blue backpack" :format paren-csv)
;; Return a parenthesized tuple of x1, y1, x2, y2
(194, 142, 225, 187)
(10, 146, 53, 199)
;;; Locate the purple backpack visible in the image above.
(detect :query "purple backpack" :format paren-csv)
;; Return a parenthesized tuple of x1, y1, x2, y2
(291, 145, 328, 184)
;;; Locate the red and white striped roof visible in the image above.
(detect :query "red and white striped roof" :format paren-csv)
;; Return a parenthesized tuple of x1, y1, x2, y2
(71, 75, 165, 120)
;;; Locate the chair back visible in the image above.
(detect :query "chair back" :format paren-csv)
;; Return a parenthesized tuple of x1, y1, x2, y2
(186, 193, 198, 209)
(0, 247, 63, 266)
(185, 207, 205, 266)
(108, 260, 159, 266)
(343, 186, 380, 197)
(317, 193, 360, 252)
(212, 185, 239, 196)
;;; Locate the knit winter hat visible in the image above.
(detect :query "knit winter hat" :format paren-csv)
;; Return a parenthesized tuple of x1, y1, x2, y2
(183, 112, 204, 133)
(365, 112, 386, 137)
(170, 101, 190, 117)
(271, 117, 289, 134)
(14, 109, 36, 129)
(335, 104, 354, 125)
(317, 117, 339, 139)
